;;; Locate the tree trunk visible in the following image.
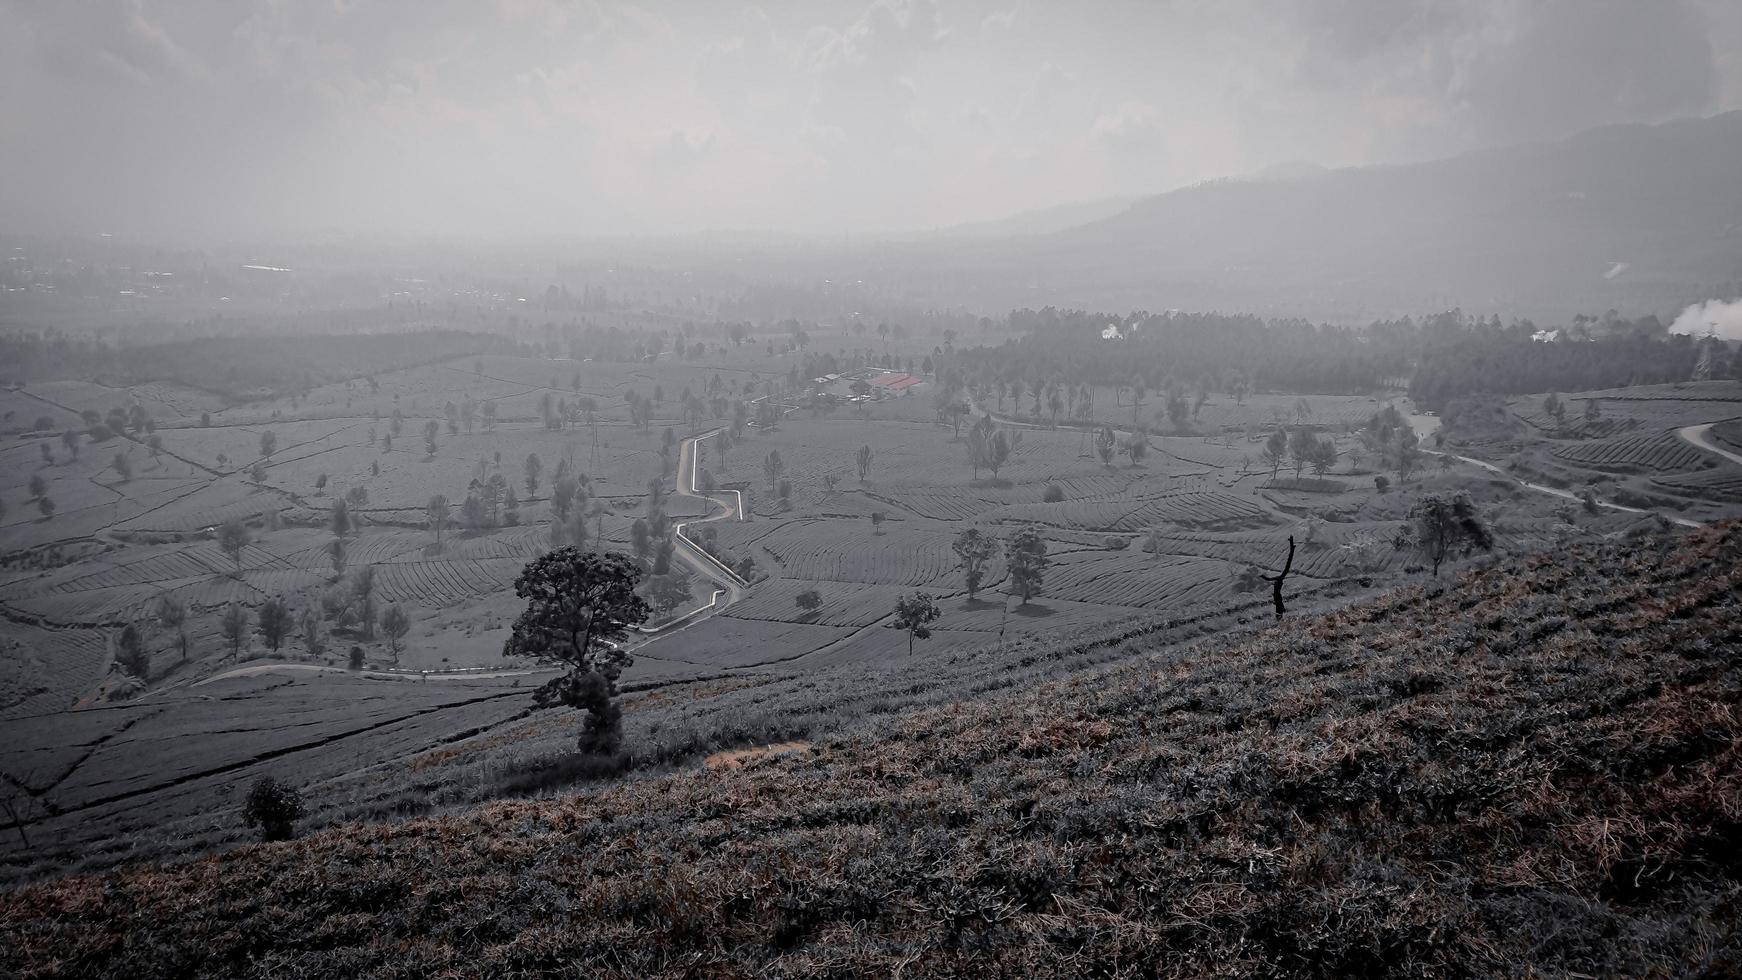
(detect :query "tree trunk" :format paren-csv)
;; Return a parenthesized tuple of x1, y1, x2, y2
(1263, 536, 1295, 621)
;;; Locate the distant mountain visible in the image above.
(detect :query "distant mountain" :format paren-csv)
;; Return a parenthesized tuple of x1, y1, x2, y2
(890, 112, 1742, 323)
(925, 194, 1144, 239)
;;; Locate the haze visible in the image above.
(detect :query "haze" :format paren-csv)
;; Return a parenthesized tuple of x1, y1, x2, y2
(4, 0, 1741, 240)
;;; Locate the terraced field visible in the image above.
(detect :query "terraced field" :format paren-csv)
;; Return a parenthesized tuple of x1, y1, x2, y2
(1550, 430, 1713, 472)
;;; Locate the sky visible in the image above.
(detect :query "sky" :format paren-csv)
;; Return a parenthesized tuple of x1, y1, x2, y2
(3, 0, 1740, 240)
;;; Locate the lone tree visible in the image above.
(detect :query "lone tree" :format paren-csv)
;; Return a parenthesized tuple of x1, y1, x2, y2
(1095, 425, 1118, 467)
(1398, 491, 1493, 576)
(156, 594, 189, 663)
(951, 527, 998, 599)
(380, 604, 410, 661)
(217, 518, 250, 575)
(116, 624, 150, 679)
(502, 549, 649, 755)
(220, 602, 250, 660)
(1005, 526, 1049, 605)
(856, 444, 874, 481)
(795, 589, 823, 617)
(1258, 535, 1296, 621)
(426, 494, 449, 551)
(241, 776, 305, 843)
(891, 592, 940, 656)
(764, 450, 784, 493)
(257, 597, 292, 652)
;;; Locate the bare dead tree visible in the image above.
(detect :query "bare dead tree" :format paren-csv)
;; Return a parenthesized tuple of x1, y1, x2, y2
(1261, 535, 1295, 621)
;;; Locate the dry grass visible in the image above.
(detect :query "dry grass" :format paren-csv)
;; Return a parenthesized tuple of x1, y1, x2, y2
(2, 525, 1740, 978)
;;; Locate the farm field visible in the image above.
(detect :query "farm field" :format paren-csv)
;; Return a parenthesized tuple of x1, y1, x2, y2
(6, 343, 1741, 881)
(1482, 381, 1742, 522)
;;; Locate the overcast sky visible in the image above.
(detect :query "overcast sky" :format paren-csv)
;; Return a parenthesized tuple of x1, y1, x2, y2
(3, 0, 1739, 241)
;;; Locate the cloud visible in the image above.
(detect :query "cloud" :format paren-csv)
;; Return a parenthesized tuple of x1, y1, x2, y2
(0, 0, 1738, 238)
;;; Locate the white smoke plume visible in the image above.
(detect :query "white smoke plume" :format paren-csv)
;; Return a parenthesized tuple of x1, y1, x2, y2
(1670, 298, 1742, 340)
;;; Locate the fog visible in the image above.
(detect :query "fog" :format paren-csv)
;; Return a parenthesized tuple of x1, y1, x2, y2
(3, 0, 1740, 241)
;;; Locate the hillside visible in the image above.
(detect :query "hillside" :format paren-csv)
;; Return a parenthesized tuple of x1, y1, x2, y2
(2, 524, 1740, 977)
(897, 112, 1742, 321)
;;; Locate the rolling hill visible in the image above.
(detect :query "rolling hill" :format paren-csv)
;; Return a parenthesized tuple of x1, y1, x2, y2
(2, 523, 1738, 977)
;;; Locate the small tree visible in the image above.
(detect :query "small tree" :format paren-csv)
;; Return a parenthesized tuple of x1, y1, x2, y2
(156, 595, 189, 663)
(426, 494, 449, 550)
(524, 453, 543, 498)
(327, 537, 347, 579)
(28, 474, 47, 499)
(1262, 429, 1288, 482)
(952, 527, 998, 599)
(1005, 526, 1049, 605)
(38, 496, 56, 519)
(380, 604, 410, 661)
(870, 511, 886, 535)
(257, 597, 291, 652)
(315, 473, 328, 495)
(891, 592, 941, 657)
(423, 419, 439, 457)
(646, 573, 693, 618)
(1122, 434, 1148, 466)
(764, 450, 785, 493)
(220, 602, 250, 660)
(330, 498, 351, 538)
(353, 566, 377, 640)
(259, 431, 277, 458)
(217, 518, 250, 575)
(1095, 426, 1117, 467)
(301, 605, 326, 660)
(112, 452, 132, 483)
(241, 776, 305, 843)
(502, 549, 649, 755)
(795, 589, 823, 617)
(1398, 492, 1493, 576)
(856, 444, 874, 481)
(116, 623, 150, 679)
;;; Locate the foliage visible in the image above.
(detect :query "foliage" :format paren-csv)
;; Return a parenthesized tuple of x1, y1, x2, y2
(240, 777, 305, 843)
(503, 549, 648, 754)
(951, 528, 998, 599)
(256, 598, 291, 652)
(380, 605, 410, 659)
(890, 592, 940, 656)
(1397, 491, 1494, 576)
(1005, 526, 1049, 605)
(216, 519, 250, 575)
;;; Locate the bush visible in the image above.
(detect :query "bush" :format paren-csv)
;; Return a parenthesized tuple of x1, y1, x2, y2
(241, 776, 305, 842)
(1374, 475, 1391, 493)
(1042, 485, 1065, 503)
(348, 646, 365, 670)
(1102, 535, 1128, 550)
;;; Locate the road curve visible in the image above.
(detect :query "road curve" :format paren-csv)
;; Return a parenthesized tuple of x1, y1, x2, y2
(1678, 422, 1742, 468)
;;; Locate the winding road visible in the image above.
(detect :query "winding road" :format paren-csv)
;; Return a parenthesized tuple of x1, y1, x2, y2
(194, 429, 750, 687)
(1678, 422, 1742, 468)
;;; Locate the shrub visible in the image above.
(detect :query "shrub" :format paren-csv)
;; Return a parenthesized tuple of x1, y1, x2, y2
(1042, 484, 1065, 503)
(348, 646, 365, 670)
(241, 777, 305, 842)
(1103, 535, 1128, 550)
(1374, 475, 1391, 493)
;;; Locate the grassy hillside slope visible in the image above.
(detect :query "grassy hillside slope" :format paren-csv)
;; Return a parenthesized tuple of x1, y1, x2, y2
(3, 526, 1740, 978)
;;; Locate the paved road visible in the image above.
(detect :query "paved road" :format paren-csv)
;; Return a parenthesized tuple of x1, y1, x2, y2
(1678, 421, 1742, 467)
(629, 428, 749, 640)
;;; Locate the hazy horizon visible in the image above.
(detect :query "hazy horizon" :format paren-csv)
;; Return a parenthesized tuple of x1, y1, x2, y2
(5, 0, 1741, 241)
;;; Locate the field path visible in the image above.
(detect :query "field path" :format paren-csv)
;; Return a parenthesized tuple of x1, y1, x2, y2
(1406, 414, 1704, 529)
(1678, 421, 1742, 467)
